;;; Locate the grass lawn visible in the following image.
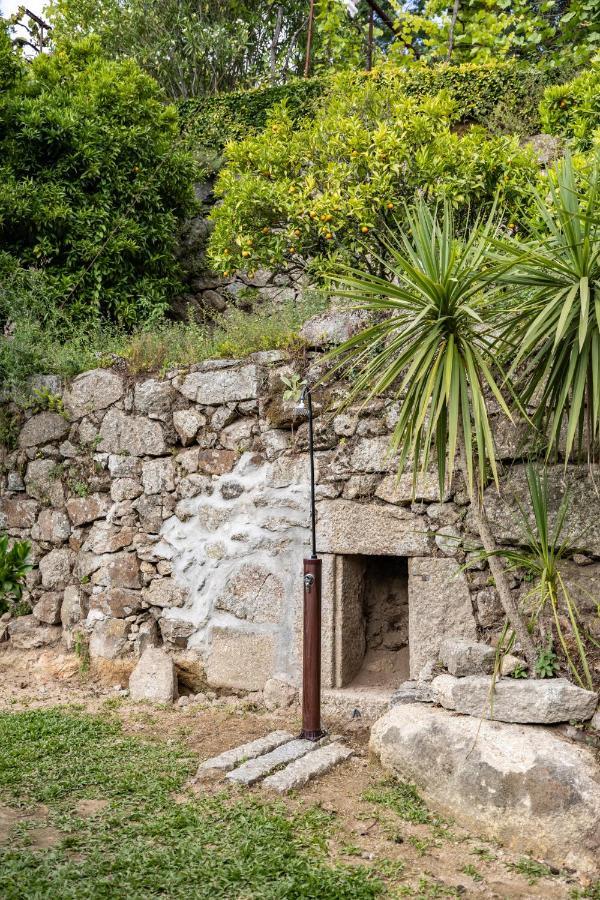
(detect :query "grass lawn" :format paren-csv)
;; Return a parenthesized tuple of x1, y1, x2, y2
(0, 708, 381, 899)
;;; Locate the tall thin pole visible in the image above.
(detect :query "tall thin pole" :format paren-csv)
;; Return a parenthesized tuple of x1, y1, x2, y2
(367, 7, 374, 71)
(304, 0, 315, 77)
(301, 387, 324, 741)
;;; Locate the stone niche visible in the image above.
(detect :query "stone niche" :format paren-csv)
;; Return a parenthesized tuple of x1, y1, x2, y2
(319, 551, 476, 689)
(331, 555, 409, 688)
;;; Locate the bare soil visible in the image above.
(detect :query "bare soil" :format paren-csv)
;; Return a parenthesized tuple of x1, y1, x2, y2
(0, 646, 593, 899)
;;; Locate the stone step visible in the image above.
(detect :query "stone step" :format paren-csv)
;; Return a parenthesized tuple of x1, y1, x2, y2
(196, 730, 294, 776)
(262, 741, 353, 793)
(226, 737, 322, 786)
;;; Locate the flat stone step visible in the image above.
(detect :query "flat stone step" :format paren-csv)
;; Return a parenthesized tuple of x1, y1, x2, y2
(196, 730, 294, 775)
(226, 737, 321, 786)
(262, 741, 353, 793)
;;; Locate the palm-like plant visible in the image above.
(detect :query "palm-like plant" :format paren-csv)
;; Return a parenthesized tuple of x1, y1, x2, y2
(498, 153, 600, 461)
(325, 200, 537, 667)
(475, 466, 594, 690)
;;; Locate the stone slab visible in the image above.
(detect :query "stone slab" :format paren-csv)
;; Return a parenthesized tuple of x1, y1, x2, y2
(206, 627, 276, 691)
(408, 558, 477, 678)
(390, 681, 433, 706)
(197, 731, 294, 774)
(178, 364, 258, 404)
(370, 702, 600, 875)
(439, 639, 496, 677)
(226, 738, 319, 786)
(262, 742, 353, 793)
(432, 674, 598, 723)
(316, 500, 429, 556)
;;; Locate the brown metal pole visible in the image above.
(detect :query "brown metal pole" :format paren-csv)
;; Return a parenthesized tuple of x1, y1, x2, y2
(302, 556, 323, 740)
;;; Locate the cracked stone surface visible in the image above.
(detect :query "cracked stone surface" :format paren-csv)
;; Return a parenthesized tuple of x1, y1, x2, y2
(262, 741, 353, 793)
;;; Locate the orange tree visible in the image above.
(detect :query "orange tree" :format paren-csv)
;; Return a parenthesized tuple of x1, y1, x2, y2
(207, 66, 539, 279)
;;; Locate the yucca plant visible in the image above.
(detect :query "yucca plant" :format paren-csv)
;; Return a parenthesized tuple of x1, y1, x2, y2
(324, 200, 537, 667)
(498, 153, 600, 461)
(473, 466, 594, 690)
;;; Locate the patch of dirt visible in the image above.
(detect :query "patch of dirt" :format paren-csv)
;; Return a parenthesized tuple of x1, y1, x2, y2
(27, 826, 62, 850)
(0, 646, 592, 898)
(75, 799, 109, 818)
(0, 804, 50, 845)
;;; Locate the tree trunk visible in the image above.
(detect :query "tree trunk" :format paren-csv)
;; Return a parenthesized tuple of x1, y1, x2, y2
(456, 436, 538, 671)
(469, 492, 538, 672)
(270, 6, 284, 85)
(447, 0, 460, 60)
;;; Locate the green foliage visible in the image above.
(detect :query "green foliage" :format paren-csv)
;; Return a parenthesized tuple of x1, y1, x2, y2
(0, 37, 196, 328)
(180, 76, 327, 171)
(506, 857, 554, 884)
(362, 778, 433, 825)
(208, 66, 538, 277)
(498, 154, 600, 463)
(190, 58, 548, 172)
(0, 292, 324, 390)
(47, 0, 309, 100)
(511, 663, 529, 679)
(540, 63, 600, 150)
(0, 535, 32, 616)
(324, 200, 516, 498)
(535, 645, 560, 679)
(0, 20, 22, 89)
(476, 466, 594, 688)
(0, 708, 382, 899)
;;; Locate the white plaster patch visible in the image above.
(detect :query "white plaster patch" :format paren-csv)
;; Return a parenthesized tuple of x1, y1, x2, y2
(157, 452, 311, 681)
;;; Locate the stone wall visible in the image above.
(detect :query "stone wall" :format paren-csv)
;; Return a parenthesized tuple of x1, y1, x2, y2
(1, 336, 599, 693)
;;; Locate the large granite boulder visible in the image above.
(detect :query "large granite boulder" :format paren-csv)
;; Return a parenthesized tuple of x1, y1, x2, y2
(370, 702, 600, 874)
(431, 674, 597, 724)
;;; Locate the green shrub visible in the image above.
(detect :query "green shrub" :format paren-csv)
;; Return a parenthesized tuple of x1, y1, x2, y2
(180, 76, 327, 172)
(0, 37, 197, 328)
(0, 535, 32, 616)
(540, 63, 600, 150)
(207, 68, 539, 277)
(182, 60, 552, 173)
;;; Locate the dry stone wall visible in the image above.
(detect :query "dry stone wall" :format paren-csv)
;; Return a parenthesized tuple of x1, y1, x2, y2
(1, 340, 600, 692)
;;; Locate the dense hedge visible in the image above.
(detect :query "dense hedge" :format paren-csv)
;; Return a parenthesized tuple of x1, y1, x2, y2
(0, 38, 196, 328)
(207, 75, 539, 278)
(540, 62, 600, 150)
(181, 60, 556, 170)
(180, 77, 327, 169)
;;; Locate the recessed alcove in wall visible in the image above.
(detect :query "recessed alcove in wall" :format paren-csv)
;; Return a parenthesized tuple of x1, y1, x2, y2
(333, 555, 410, 689)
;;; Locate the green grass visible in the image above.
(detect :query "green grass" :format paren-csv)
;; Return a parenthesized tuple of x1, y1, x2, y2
(0, 708, 381, 899)
(361, 779, 433, 827)
(505, 856, 554, 884)
(1, 293, 326, 396)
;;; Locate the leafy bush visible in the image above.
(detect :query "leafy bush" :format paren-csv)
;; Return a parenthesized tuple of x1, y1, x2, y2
(183, 60, 552, 172)
(180, 76, 327, 172)
(0, 37, 197, 328)
(207, 70, 538, 277)
(540, 62, 600, 150)
(0, 289, 324, 389)
(0, 535, 31, 616)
